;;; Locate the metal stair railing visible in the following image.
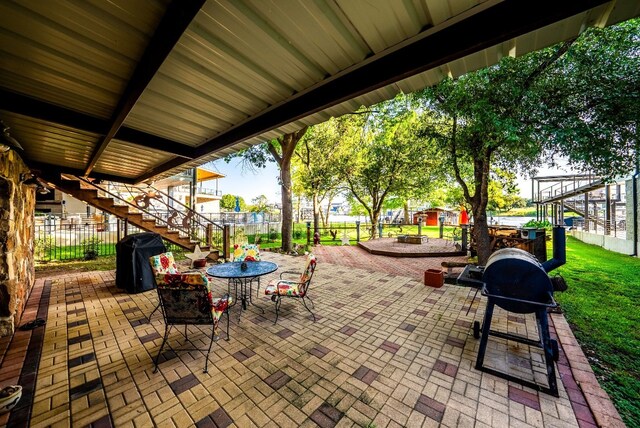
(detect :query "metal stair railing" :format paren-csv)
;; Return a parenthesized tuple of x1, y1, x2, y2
(535, 174, 604, 204)
(74, 177, 226, 253)
(562, 199, 607, 229)
(141, 183, 226, 250)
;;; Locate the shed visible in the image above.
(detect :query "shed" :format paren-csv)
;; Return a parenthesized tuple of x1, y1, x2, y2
(413, 208, 457, 226)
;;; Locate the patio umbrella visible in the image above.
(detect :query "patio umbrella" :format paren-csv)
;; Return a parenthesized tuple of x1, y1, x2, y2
(234, 197, 241, 212)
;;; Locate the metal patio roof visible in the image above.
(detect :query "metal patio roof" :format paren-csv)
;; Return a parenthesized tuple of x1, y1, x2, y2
(1, 0, 638, 184)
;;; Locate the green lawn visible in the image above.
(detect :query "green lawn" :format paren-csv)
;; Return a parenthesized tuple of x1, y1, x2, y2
(37, 243, 117, 261)
(253, 224, 460, 249)
(555, 237, 639, 427)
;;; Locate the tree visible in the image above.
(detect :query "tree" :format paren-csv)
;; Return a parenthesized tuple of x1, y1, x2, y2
(267, 129, 308, 252)
(530, 18, 640, 178)
(486, 170, 527, 214)
(417, 40, 575, 264)
(337, 96, 440, 237)
(417, 18, 639, 263)
(293, 119, 344, 232)
(227, 127, 308, 252)
(249, 195, 269, 213)
(220, 194, 246, 212)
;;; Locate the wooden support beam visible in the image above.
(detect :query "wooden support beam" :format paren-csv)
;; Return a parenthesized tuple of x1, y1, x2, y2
(84, 0, 205, 175)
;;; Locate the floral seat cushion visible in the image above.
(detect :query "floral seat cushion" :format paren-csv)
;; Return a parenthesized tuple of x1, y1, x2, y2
(300, 254, 317, 282)
(210, 296, 230, 320)
(264, 279, 303, 297)
(149, 252, 179, 275)
(150, 255, 231, 324)
(264, 254, 317, 298)
(233, 244, 260, 262)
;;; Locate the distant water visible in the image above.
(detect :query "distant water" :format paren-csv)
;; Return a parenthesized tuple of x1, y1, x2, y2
(489, 216, 535, 227)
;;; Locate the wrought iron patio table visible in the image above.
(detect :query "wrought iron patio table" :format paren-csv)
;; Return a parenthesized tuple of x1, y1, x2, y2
(206, 261, 278, 321)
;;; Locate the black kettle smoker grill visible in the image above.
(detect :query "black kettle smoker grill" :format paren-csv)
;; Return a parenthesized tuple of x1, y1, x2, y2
(458, 226, 566, 396)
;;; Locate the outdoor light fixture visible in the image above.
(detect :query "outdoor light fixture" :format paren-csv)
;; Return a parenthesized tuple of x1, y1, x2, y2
(0, 121, 23, 153)
(20, 173, 40, 187)
(20, 172, 51, 194)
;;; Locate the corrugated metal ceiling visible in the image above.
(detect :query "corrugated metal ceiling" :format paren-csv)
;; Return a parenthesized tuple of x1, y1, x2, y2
(1, 0, 638, 184)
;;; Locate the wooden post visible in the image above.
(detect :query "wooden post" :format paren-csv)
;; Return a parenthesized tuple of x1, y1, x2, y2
(206, 223, 213, 247)
(223, 224, 230, 260)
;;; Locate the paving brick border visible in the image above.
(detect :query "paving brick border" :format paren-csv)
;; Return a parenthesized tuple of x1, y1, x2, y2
(6, 279, 51, 428)
(550, 313, 625, 428)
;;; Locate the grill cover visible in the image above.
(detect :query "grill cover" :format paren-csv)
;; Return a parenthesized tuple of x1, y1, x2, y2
(483, 248, 553, 313)
(116, 232, 166, 293)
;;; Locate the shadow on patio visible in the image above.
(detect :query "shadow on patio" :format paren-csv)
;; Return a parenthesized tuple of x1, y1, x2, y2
(0, 248, 614, 427)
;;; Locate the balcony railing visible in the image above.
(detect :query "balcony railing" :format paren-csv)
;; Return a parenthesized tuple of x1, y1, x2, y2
(172, 185, 222, 197)
(196, 187, 222, 197)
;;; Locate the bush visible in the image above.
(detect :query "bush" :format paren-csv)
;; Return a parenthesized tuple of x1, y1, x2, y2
(523, 219, 552, 229)
(81, 236, 103, 260)
(34, 236, 54, 261)
(269, 228, 278, 240)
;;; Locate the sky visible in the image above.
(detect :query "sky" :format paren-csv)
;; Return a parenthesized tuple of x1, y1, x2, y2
(206, 156, 579, 204)
(207, 158, 282, 203)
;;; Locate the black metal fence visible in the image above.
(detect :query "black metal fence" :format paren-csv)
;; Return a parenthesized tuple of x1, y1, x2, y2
(35, 217, 463, 261)
(227, 222, 283, 245)
(34, 220, 182, 262)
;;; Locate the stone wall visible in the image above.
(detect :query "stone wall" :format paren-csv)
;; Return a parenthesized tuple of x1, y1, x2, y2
(0, 150, 36, 336)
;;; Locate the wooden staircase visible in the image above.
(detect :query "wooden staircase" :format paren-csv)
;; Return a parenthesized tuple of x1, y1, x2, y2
(44, 175, 223, 254)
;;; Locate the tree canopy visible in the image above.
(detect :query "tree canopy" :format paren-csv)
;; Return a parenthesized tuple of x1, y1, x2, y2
(220, 194, 246, 212)
(293, 119, 345, 230)
(336, 96, 441, 237)
(531, 18, 640, 177)
(415, 18, 639, 262)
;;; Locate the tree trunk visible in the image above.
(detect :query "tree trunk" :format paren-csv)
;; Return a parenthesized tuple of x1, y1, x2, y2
(451, 134, 493, 264)
(312, 192, 320, 234)
(470, 153, 492, 265)
(324, 194, 334, 228)
(472, 207, 491, 265)
(403, 201, 410, 224)
(268, 127, 308, 253)
(369, 210, 381, 239)
(280, 157, 294, 252)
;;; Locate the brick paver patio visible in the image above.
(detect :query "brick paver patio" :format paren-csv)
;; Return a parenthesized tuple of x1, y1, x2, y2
(0, 246, 623, 427)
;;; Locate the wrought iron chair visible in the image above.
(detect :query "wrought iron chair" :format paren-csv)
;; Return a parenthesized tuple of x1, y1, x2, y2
(232, 243, 262, 298)
(264, 254, 317, 323)
(150, 252, 231, 373)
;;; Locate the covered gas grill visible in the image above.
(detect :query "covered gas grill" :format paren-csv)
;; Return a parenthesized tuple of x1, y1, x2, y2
(457, 226, 566, 396)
